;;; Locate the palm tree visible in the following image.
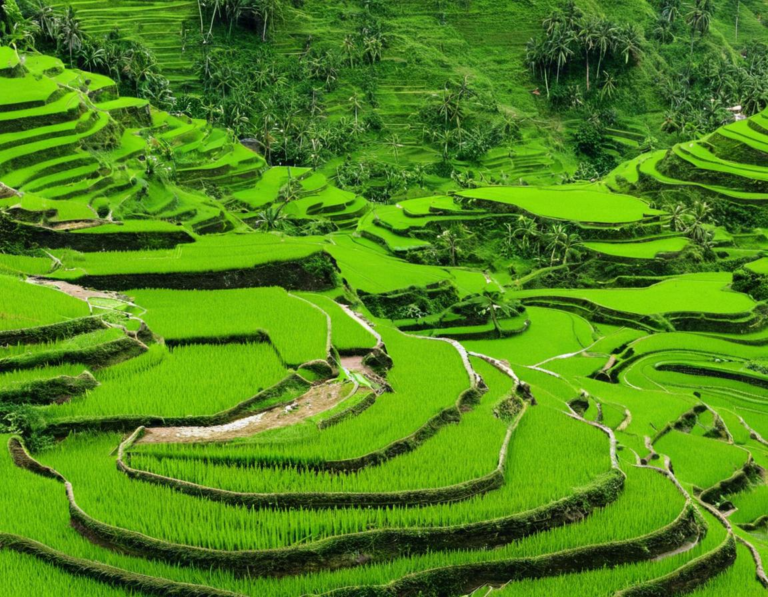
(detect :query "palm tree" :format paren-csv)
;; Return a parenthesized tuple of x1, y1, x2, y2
(348, 92, 362, 124)
(600, 71, 617, 100)
(669, 203, 689, 232)
(661, 0, 681, 23)
(594, 19, 616, 82)
(436, 86, 461, 126)
(686, 0, 712, 54)
(690, 199, 712, 225)
(430, 128, 454, 162)
(386, 133, 403, 164)
(253, 205, 290, 231)
(526, 37, 551, 97)
(579, 17, 600, 91)
(545, 223, 581, 266)
(59, 7, 84, 66)
(257, 0, 284, 42)
(552, 28, 575, 84)
(437, 225, 471, 266)
(79, 43, 106, 72)
(510, 215, 540, 257)
(653, 18, 675, 44)
(363, 34, 383, 64)
(342, 34, 356, 67)
(618, 25, 643, 65)
(474, 291, 516, 338)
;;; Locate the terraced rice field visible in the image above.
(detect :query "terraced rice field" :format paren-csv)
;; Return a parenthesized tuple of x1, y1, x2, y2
(1, 47, 767, 597)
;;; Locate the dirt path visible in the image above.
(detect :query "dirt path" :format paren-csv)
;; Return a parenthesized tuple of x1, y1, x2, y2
(137, 381, 353, 444)
(340, 355, 378, 380)
(28, 277, 126, 303)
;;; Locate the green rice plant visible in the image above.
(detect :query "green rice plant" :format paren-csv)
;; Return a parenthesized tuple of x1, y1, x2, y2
(0, 364, 87, 387)
(684, 543, 766, 596)
(0, 274, 90, 332)
(50, 234, 322, 278)
(0, 549, 143, 597)
(654, 431, 749, 490)
(325, 235, 491, 296)
(583, 237, 689, 260)
(42, 403, 613, 553)
(128, 357, 512, 494)
(728, 485, 768, 525)
(0, 432, 686, 597)
(0, 328, 124, 360)
(0, 253, 53, 276)
(131, 287, 328, 365)
(487, 508, 730, 597)
(463, 306, 594, 367)
(297, 293, 377, 353)
(457, 185, 658, 225)
(192, 463, 685, 596)
(132, 326, 471, 465)
(512, 273, 755, 316)
(40, 342, 287, 421)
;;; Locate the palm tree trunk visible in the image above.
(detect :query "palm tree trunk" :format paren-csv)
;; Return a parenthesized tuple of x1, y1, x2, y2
(196, 0, 204, 34)
(596, 52, 603, 83)
(585, 52, 590, 91)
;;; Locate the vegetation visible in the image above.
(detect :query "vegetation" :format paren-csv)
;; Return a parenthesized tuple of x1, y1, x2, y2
(2, 5, 768, 593)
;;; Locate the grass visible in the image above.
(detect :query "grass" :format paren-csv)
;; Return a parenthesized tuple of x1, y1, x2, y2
(43, 403, 612, 552)
(464, 306, 594, 367)
(130, 357, 512, 493)
(131, 287, 329, 365)
(583, 237, 689, 259)
(297, 293, 378, 352)
(52, 234, 323, 278)
(0, 274, 90, 331)
(457, 185, 659, 224)
(40, 342, 288, 421)
(512, 273, 755, 316)
(137, 326, 471, 464)
(654, 431, 749, 490)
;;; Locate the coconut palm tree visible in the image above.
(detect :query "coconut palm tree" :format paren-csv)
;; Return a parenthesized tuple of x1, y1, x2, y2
(79, 43, 106, 72)
(545, 223, 581, 266)
(618, 24, 644, 64)
(669, 203, 689, 232)
(600, 71, 617, 100)
(363, 34, 383, 64)
(509, 215, 540, 257)
(552, 27, 575, 84)
(29, 0, 58, 40)
(386, 133, 403, 164)
(594, 19, 616, 81)
(437, 224, 471, 266)
(348, 92, 362, 125)
(661, 0, 681, 23)
(342, 34, 356, 67)
(473, 290, 516, 338)
(59, 7, 84, 66)
(579, 17, 600, 91)
(257, 0, 284, 42)
(686, 0, 712, 54)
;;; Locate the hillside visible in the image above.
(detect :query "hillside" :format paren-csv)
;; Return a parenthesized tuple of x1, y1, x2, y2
(13, 0, 768, 193)
(1, 7, 768, 597)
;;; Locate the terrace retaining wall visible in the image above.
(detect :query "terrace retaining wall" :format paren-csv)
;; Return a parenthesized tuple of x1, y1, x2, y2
(66, 255, 337, 292)
(0, 372, 98, 406)
(0, 315, 107, 345)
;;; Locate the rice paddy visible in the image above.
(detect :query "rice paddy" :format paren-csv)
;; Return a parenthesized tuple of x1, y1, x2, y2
(2, 41, 768, 597)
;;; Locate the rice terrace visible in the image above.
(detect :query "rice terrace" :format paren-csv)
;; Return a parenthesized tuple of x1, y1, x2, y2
(3, 0, 768, 595)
